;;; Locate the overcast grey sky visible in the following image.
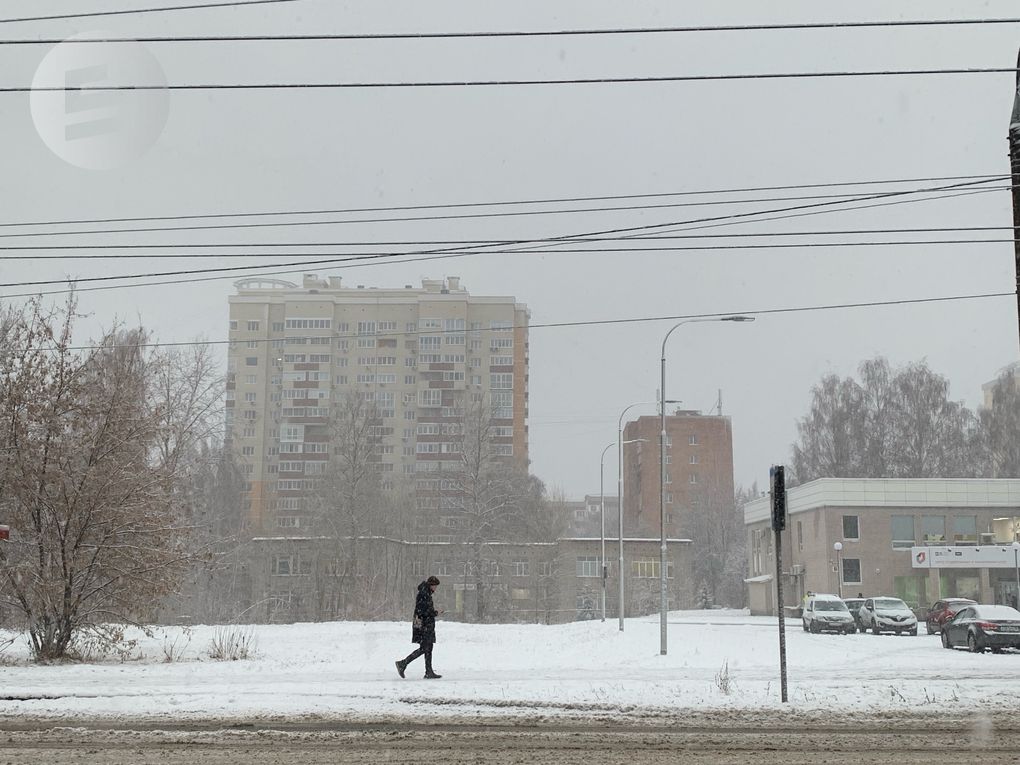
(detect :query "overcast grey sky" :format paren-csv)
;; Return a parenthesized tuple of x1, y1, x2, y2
(1, 0, 1019, 498)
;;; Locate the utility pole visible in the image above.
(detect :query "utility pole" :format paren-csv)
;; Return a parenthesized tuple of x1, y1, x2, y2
(1008, 46, 1020, 347)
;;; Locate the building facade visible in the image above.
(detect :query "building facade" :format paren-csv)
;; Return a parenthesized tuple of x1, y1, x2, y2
(225, 275, 529, 537)
(246, 534, 693, 624)
(622, 410, 734, 538)
(744, 478, 1020, 616)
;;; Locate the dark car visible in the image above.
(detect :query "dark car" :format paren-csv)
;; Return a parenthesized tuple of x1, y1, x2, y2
(941, 604, 1020, 653)
(844, 598, 866, 628)
(925, 598, 976, 635)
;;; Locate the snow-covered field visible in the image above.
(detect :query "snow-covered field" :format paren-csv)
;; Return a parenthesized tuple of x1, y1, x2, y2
(1, 610, 1018, 725)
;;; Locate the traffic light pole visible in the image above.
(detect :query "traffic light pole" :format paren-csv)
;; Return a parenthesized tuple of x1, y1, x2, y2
(770, 466, 789, 704)
(1009, 47, 1020, 348)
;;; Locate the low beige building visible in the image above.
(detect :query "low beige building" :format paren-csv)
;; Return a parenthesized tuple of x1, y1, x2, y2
(744, 478, 1020, 616)
(246, 535, 693, 624)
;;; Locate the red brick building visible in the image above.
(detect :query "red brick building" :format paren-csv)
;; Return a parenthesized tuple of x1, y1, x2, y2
(622, 410, 735, 538)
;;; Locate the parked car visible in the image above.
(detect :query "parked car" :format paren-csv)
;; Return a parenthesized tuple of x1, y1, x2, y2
(843, 598, 866, 628)
(858, 597, 918, 635)
(925, 598, 977, 636)
(802, 594, 856, 634)
(941, 604, 1020, 653)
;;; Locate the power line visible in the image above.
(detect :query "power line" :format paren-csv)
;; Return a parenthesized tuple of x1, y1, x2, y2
(11, 67, 1020, 92)
(5, 16, 1020, 40)
(0, 173, 1003, 231)
(1, 178, 1007, 298)
(0, 0, 300, 24)
(0, 178, 1005, 241)
(1, 225, 1016, 256)
(26, 291, 1016, 353)
(2, 239, 1016, 264)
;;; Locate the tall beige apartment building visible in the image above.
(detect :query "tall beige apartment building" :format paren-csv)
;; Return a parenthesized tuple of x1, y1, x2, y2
(226, 274, 529, 536)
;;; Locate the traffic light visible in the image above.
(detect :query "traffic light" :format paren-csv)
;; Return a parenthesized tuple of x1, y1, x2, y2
(770, 465, 787, 532)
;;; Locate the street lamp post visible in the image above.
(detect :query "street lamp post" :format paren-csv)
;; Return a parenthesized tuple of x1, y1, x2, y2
(617, 400, 678, 631)
(833, 542, 844, 599)
(658, 315, 755, 655)
(601, 439, 647, 623)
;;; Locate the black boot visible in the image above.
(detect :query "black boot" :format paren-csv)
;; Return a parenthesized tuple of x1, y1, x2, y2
(395, 660, 406, 678)
(424, 671, 442, 679)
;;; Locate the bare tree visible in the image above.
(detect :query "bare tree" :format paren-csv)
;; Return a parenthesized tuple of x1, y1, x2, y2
(309, 391, 391, 619)
(0, 297, 212, 660)
(434, 397, 542, 622)
(977, 372, 1020, 478)
(791, 357, 978, 483)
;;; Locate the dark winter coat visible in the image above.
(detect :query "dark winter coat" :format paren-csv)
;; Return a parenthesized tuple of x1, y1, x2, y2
(411, 580, 438, 644)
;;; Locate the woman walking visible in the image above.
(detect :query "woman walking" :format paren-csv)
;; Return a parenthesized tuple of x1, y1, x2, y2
(395, 575, 442, 679)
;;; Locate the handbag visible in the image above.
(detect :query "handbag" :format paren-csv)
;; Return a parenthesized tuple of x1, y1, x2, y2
(412, 613, 423, 629)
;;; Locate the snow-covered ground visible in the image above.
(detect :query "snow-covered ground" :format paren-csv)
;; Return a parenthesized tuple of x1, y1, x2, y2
(1, 610, 1018, 724)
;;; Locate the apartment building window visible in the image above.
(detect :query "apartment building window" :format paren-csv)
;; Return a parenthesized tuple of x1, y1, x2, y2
(665, 455, 672, 465)
(842, 515, 860, 540)
(379, 321, 397, 332)
(419, 318, 441, 330)
(243, 410, 256, 420)
(891, 515, 915, 549)
(420, 336, 441, 351)
(272, 322, 284, 332)
(576, 556, 599, 577)
(405, 358, 417, 368)
(434, 560, 450, 576)
(245, 357, 258, 366)
(357, 338, 376, 349)
(246, 340, 258, 349)
(244, 392, 256, 403)
(406, 322, 418, 332)
(404, 375, 416, 385)
(841, 558, 862, 585)
(494, 445, 513, 456)
(512, 561, 530, 577)
(922, 515, 946, 544)
(247, 320, 260, 331)
(287, 318, 331, 329)
(490, 373, 513, 389)
(419, 389, 442, 407)
(665, 435, 672, 448)
(245, 375, 257, 384)
(689, 473, 698, 484)
(229, 320, 238, 330)
(241, 446, 255, 456)
(689, 454, 699, 465)
(470, 340, 483, 351)
(490, 338, 513, 350)
(337, 340, 349, 351)
(665, 492, 673, 504)
(664, 473, 672, 484)
(490, 320, 512, 331)
(539, 561, 553, 577)
(276, 517, 300, 529)
(689, 434, 698, 446)
(490, 356, 513, 366)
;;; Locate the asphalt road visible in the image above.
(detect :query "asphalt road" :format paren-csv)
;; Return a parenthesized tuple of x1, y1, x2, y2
(0, 715, 1016, 765)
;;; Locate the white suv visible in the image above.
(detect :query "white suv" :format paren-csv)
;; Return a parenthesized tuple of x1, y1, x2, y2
(857, 597, 918, 636)
(802, 594, 857, 634)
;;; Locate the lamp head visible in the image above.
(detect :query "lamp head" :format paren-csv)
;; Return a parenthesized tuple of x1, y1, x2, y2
(833, 541, 843, 552)
(722, 315, 756, 322)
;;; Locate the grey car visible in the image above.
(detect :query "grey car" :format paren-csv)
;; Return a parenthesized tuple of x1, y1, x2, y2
(802, 594, 856, 634)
